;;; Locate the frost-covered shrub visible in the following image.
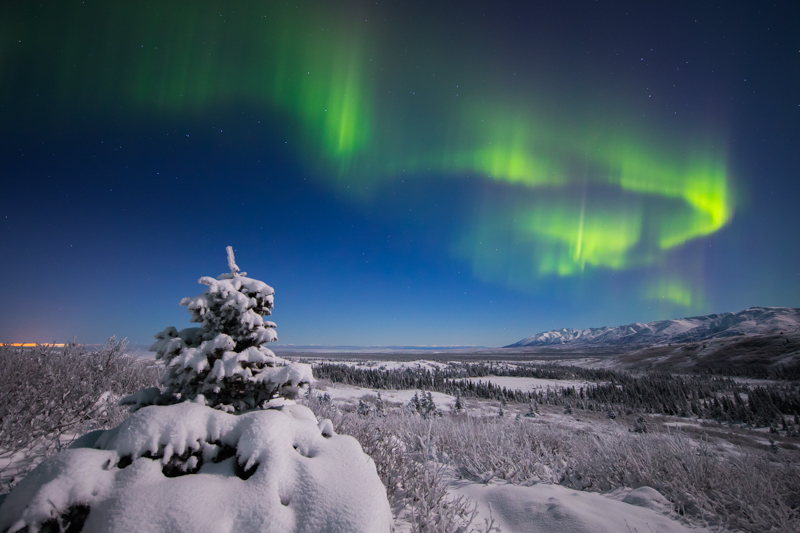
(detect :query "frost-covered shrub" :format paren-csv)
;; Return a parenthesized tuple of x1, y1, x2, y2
(304, 393, 800, 533)
(304, 399, 498, 532)
(126, 247, 313, 413)
(563, 429, 800, 531)
(0, 339, 161, 490)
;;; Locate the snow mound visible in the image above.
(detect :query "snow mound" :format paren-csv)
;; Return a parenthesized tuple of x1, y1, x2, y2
(0, 403, 391, 533)
(616, 486, 674, 513)
(454, 482, 709, 533)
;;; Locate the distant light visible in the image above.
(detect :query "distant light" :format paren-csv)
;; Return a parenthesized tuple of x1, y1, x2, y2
(0, 343, 67, 347)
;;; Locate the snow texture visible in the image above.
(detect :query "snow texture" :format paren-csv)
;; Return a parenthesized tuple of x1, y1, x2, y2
(509, 306, 800, 347)
(453, 482, 710, 533)
(0, 402, 392, 533)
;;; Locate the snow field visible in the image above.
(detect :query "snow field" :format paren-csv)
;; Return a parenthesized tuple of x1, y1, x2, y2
(331, 359, 453, 372)
(315, 383, 458, 410)
(459, 375, 595, 392)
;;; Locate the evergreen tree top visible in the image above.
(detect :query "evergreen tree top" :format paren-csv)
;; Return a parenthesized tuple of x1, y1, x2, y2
(176, 247, 277, 348)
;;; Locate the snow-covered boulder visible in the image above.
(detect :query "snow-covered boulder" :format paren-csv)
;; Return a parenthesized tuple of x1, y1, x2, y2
(0, 402, 392, 533)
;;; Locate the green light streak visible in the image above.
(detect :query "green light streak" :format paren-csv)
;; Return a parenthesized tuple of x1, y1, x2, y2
(603, 146, 732, 249)
(644, 278, 696, 308)
(464, 114, 564, 189)
(526, 198, 644, 276)
(322, 48, 370, 160)
(259, 8, 374, 175)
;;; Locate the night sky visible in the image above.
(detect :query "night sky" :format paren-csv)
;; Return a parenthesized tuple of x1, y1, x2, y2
(2, 1, 799, 347)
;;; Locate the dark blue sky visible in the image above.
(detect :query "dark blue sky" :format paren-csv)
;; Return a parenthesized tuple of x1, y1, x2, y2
(1, 1, 798, 346)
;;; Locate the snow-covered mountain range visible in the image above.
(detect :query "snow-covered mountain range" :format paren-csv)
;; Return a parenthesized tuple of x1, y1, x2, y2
(507, 307, 800, 348)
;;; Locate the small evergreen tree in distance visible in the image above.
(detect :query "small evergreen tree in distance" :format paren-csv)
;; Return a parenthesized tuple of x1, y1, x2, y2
(358, 398, 372, 417)
(408, 391, 422, 414)
(424, 391, 436, 418)
(126, 247, 313, 412)
(375, 392, 386, 418)
(454, 390, 464, 412)
(407, 390, 439, 418)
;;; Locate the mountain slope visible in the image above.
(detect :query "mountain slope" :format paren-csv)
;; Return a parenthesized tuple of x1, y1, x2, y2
(507, 307, 800, 348)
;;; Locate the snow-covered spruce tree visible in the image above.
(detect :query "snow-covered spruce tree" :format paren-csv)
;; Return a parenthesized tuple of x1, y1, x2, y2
(374, 392, 386, 418)
(135, 246, 312, 412)
(0, 248, 392, 533)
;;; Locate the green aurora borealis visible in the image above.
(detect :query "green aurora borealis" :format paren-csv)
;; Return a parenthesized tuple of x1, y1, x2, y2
(2, 0, 754, 339)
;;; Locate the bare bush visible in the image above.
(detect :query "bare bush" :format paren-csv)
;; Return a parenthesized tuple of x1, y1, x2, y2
(0, 338, 162, 490)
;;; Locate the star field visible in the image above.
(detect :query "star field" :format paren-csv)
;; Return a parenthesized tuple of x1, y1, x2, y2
(1, 1, 798, 346)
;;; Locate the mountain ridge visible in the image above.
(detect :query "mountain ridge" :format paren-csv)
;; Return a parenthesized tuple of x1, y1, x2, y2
(507, 306, 800, 348)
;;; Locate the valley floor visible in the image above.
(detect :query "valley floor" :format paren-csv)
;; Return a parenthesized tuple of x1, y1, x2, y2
(307, 363, 800, 533)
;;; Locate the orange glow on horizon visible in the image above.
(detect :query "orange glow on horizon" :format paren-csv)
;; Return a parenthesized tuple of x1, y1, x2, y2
(0, 343, 67, 347)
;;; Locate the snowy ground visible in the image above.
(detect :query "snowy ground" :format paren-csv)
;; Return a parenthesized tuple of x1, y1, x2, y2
(391, 480, 710, 533)
(6, 353, 796, 532)
(459, 375, 595, 392)
(314, 378, 800, 532)
(315, 382, 458, 410)
(316, 359, 453, 372)
(452, 482, 709, 533)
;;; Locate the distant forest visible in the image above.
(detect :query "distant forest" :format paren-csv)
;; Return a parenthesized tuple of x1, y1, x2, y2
(312, 362, 800, 431)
